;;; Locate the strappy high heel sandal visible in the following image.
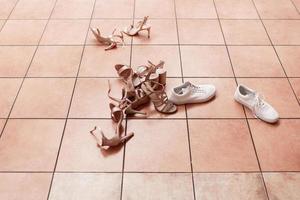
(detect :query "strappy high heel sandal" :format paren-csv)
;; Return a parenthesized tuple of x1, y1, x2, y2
(123, 16, 151, 38)
(141, 80, 177, 114)
(136, 60, 167, 85)
(115, 64, 144, 88)
(90, 28, 124, 51)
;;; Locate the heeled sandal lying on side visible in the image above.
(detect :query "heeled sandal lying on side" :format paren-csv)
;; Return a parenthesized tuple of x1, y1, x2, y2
(115, 64, 145, 88)
(90, 28, 124, 51)
(136, 60, 167, 85)
(123, 16, 151, 38)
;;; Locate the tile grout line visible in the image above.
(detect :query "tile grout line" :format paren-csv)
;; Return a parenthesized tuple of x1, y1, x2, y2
(0, 0, 20, 32)
(45, 1, 98, 199)
(213, 1, 271, 199)
(120, 1, 136, 199)
(290, 0, 300, 14)
(173, 1, 197, 200)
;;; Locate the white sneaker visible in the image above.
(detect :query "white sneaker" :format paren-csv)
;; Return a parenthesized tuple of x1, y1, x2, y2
(169, 82, 216, 105)
(234, 84, 279, 123)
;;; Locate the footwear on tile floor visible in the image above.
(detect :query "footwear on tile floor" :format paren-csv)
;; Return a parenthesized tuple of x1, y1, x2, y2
(90, 27, 124, 51)
(169, 81, 216, 105)
(234, 84, 279, 123)
(123, 16, 151, 38)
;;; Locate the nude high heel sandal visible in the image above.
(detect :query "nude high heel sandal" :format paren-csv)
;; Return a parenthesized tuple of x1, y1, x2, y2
(123, 16, 151, 38)
(90, 28, 124, 51)
(136, 60, 167, 85)
(115, 64, 144, 88)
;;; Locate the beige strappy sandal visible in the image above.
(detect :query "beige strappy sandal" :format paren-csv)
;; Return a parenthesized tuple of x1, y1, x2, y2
(115, 64, 145, 88)
(90, 28, 124, 51)
(123, 16, 151, 38)
(136, 60, 167, 85)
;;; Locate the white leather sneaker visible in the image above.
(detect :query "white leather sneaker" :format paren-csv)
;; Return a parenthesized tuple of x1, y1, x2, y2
(169, 82, 216, 105)
(234, 84, 279, 123)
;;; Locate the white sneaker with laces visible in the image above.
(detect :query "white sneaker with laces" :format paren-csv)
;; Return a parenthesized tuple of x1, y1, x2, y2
(169, 82, 216, 105)
(234, 84, 279, 123)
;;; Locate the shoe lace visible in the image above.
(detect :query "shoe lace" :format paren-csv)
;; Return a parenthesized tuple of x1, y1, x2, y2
(190, 84, 205, 93)
(251, 92, 266, 116)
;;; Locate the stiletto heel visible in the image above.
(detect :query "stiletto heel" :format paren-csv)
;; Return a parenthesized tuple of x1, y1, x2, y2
(123, 16, 151, 37)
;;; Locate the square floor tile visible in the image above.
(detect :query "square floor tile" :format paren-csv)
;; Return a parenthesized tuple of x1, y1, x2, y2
(0, 119, 64, 171)
(194, 173, 267, 199)
(264, 20, 300, 45)
(229, 46, 285, 77)
(175, 0, 217, 18)
(254, 0, 300, 19)
(40, 20, 89, 45)
(87, 19, 132, 45)
(221, 20, 270, 45)
(189, 120, 259, 172)
(0, 78, 22, 118)
(69, 78, 123, 118)
(178, 19, 224, 44)
(275, 46, 300, 77)
(0, 0, 17, 19)
(93, 0, 134, 18)
(122, 173, 194, 200)
(0, 46, 36, 77)
(79, 46, 130, 77)
(237, 78, 300, 118)
(10, 0, 56, 19)
(290, 78, 300, 102)
(49, 173, 121, 200)
(215, 0, 259, 19)
(51, 0, 94, 19)
(131, 45, 181, 77)
(133, 19, 178, 44)
(0, 20, 47, 45)
(28, 46, 83, 77)
(135, 0, 175, 18)
(181, 46, 233, 77)
(249, 119, 300, 171)
(0, 173, 51, 200)
(57, 119, 123, 172)
(186, 78, 245, 118)
(264, 173, 300, 200)
(125, 120, 190, 172)
(11, 78, 75, 118)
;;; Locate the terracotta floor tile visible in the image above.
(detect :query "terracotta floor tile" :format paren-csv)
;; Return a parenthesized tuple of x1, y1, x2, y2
(229, 46, 285, 77)
(0, 173, 51, 200)
(51, 0, 94, 19)
(49, 173, 121, 200)
(10, 0, 56, 19)
(79, 46, 130, 77)
(249, 119, 300, 171)
(0, 78, 22, 118)
(0, 20, 47, 45)
(175, 0, 217, 18)
(221, 20, 270, 45)
(264, 172, 300, 200)
(189, 120, 259, 172)
(40, 20, 89, 45)
(11, 78, 75, 118)
(290, 78, 300, 102)
(56, 119, 123, 171)
(275, 46, 300, 77)
(254, 0, 300, 19)
(194, 173, 267, 199)
(264, 20, 300, 45)
(178, 19, 224, 44)
(138, 78, 186, 119)
(87, 19, 132, 45)
(135, 0, 175, 18)
(69, 78, 123, 118)
(122, 173, 194, 200)
(0, 119, 64, 171)
(131, 45, 181, 77)
(125, 120, 190, 172)
(28, 46, 83, 77)
(181, 46, 233, 77)
(215, 0, 259, 19)
(186, 78, 245, 118)
(237, 78, 300, 118)
(93, 0, 134, 18)
(133, 19, 178, 44)
(0, 0, 17, 19)
(0, 46, 36, 77)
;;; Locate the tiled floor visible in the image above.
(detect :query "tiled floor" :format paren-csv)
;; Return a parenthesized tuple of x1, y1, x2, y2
(0, 0, 299, 199)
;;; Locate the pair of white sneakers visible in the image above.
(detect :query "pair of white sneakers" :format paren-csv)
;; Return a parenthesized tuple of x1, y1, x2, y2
(169, 82, 279, 123)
